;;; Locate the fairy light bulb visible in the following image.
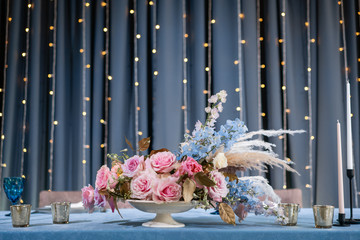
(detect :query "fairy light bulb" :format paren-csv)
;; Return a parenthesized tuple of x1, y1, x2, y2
(235, 88, 240, 92)
(154, 71, 158, 76)
(136, 34, 141, 39)
(103, 27, 108, 32)
(130, 9, 134, 14)
(155, 25, 160, 30)
(152, 49, 157, 53)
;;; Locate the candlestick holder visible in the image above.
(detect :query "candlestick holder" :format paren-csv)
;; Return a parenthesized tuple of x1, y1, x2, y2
(345, 169, 360, 224)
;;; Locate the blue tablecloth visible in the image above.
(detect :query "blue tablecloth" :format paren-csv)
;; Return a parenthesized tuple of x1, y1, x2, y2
(0, 208, 360, 240)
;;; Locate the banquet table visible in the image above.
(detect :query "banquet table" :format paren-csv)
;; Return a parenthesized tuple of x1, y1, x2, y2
(0, 208, 360, 240)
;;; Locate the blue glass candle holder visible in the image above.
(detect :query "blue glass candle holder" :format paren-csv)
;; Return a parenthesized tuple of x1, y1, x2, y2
(3, 177, 24, 205)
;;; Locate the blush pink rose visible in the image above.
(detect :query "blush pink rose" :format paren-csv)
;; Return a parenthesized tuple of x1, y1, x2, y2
(147, 152, 176, 173)
(95, 165, 111, 190)
(152, 176, 182, 203)
(111, 163, 122, 176)
(175, 157, 202, 177)
(107, 171, 119, 189)
(207, 171, 229, 202)
(130, 170, 155, 200)
(81, 185, 95, 212)
(122, 155, 144, 177)
(94, 188, 106, 208)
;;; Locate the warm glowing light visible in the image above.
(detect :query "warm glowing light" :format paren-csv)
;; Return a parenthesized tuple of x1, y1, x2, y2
(103, 27, 108, 32)
(203, 43, 209, 47)
(181, 106, 186, 110)
(49, 91, 54, 95)
(149, 1, 154, 5)
(357, 32, 360, 36)
(54, 121, 58, 125)
(339, 20, 343, 24)
(135, 82, 139, 86)
(307, 67, 311, 72)
(155, 25, 160, 30)
(261, 84, 265, 88)
(8, 17, 12, 22)
(205, 67, 210, 71)
(281, 61, 285, 66)
(108, 76, 112, 80)
(1, 135, 4, 140)
(338, 1, 341, 5)
(49, 43, 54, 47)
(80, 49, 84, 53)
(305, 165, 311, 170)
(85, 97, 90, 101)
(135, 57, 139, 62)
(304, 86, 309, 91)
(184, 58, 188, 62)
(305, 22, 309, 27)
(281, 12, 285, 17)
(25, 28, 29, 32)
(234, 60, 239, 65)
(339, 47, 344, 51)
(283, 185, 287, 189)
(108, 97, 112, 101)
(136, 34, 141, 39)
(85, 2, 90, 7)
(48, 74, 52, 78)
(86, 64, 90, 68)
(23, 148, 27, 153)
(184, 33, 189, 38)
(101, 2, 107, 7)
(154, 71, 158, 76)
(0, 113, 2, 117)
(28, 4, 32, 8)
(261, 64, 265, 69)
(203, 90, 208, 94)
(239, 13, 244, 19)
(152, 49, 157, 53)
(0, 88, 2, 92)
(236, 107, 241, 111)
(137, 107, 140, 111)
(259, 37, 264, 41)
(85, 145, 90, 149)
(82, 160, 86, 164)
(22, 100, 26, 104)
(278, 39, 283, 43)
(100, 144, 105, 148)
(22, 52, 26, 57)
(102, 51, 107, 56)
(23, 78, 27, 82)
(358, 78, 360, 82)
(311, 136, 315, 140)
(211, 19, 216, 24)
(241, 40, 246, 44)
(1, 163, 6, 167)
(282, 86, 286, 90)
(351, 113, 354, 117)
(286, 109, 291, 113)
(306, 184, 311, 188)
(235, 88, 240, 92)
(311, 38, 315, 43)
(138, 131, 143, 136)
(82, 112, 87, 116)
(259, 18, 263, 22)
(183, 79, 188, 84)
(304, 116, 309, 120)
(130, 9, 134, 14)
(78, 19, 83, 23)
(261, 112, 266, 117)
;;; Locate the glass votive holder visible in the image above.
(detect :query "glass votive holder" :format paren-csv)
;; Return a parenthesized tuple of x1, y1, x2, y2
(312, 205, 334, 228)
(10, 204, 31, 227)
(280, 203, 299, 226)
(51, 202, 71, 224)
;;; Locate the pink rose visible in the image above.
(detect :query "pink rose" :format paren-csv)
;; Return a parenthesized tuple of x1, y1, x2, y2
(152, 176, 182, 203)
(94, 188, 106, 208)
(122, 155, 144, 177)
(95, 165, 111, 191)
(175, 157, 202, 177)
(81, 185, 95, 212)
(207, 171, 229, 202)
(107, 171, 119, 189)
(147, 152, 176, 173)
(111, 163, 122, 176)
(130, 170, 155, 200)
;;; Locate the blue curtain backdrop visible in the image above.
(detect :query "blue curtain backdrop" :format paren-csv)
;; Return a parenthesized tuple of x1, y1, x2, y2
(0, 0, 359, 210)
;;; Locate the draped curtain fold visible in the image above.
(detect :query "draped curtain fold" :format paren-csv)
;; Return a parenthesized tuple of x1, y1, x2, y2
(0, 0, 359, 210)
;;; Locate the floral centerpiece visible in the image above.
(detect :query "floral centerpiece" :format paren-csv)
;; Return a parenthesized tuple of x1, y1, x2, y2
(82, 90, 302, 225)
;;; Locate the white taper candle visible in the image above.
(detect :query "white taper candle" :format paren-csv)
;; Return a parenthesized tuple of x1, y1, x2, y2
(346, 81, 353, 170)
(337, 120, 345, 214)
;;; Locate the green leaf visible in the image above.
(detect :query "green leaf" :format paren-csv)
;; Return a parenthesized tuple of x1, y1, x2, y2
(219, 203, 236, 225)
(138, 137, 151, 152)
(194, 172, 216, 187)
(125, 136, 134, 151)
(183, 178, 196, 202)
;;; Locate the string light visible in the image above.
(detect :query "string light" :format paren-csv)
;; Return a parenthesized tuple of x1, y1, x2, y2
(134, 0, 140, 153)
(206, 0, 213, 104)
(182, 0, 189, 134)
(155, 25, 160, 30)
(107, 76, 112, 80)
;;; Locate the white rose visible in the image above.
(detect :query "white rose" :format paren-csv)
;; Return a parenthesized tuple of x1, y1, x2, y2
(213, 153, 228, 169)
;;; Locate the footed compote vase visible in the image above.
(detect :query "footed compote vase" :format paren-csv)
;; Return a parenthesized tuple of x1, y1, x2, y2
(127, 200, 196, 228)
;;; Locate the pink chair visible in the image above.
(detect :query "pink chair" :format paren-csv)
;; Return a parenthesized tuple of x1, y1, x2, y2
(274, 188, 303, 208)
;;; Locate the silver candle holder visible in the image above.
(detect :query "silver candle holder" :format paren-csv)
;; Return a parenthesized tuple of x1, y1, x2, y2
(280, 203, 299, 226)
(312, 205, 334, 228)
(51, 202, 71, 224)
(10, 204, 31, 227)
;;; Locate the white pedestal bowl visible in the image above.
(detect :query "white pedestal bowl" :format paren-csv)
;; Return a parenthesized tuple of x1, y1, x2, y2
(127, 200, 196, 228)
